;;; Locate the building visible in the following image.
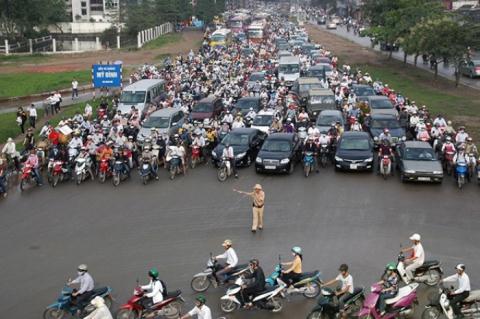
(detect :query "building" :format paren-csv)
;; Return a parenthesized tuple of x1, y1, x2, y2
(65, 0, 120, 22)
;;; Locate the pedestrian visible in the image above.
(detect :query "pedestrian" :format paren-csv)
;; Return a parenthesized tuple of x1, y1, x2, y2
(47, 93, 57, 114)
(42, 100, 49, 117)
(233, 184, 265, 233)
(28, 104, 37, 129)
(72, 78, 79, 100)
(16, 107, 27, 134)
(54, 91, 62, 113)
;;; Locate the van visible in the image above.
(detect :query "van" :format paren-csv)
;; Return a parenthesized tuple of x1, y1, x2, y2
(138, 108, 185, 141)
(117, 79, 165, 115)
(191, 96, 224, 121)
(210, 28, 232, 47)
(278, 56, 300, 86)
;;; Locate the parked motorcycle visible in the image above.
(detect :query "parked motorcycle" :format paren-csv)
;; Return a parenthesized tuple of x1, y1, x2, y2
(422, 284, 480, 319)
(74, 157, 94, 185)
(191, 255, 248, 292)
(43, 285, 113, 319)
(115, 285, 184, 319)
(219, 277, 285, 313)
(98, 158, 112, 183)
(217, 156, 233, 182)
(396, 251, 443, 286)
(112, 159, 130, 186)
(307, 286, 364, 319)
(303, 152, 315, 177)
(456, 161, 468, 189)
(266, 263, 321, 299)
(357, 282, 419, 319)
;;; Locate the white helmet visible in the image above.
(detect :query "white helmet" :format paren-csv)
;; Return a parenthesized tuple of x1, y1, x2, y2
(409, 233, 421, 241)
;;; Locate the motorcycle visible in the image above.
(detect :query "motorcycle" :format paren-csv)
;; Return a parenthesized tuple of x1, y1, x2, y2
(456, 161, 468, 189)
(217, 156, 233, 182)
(357, 282, 419, 319)
(74, 157, 94, 185)
(49, 160, 69, 188)
(219, 277, 285, 313)
(443, 151, 455, 175)
(266, 263, 322, 299)
(297, 127, 307, 144)
(123, 148, 133, 169)
(467, 154, 476, 179)
(43, 285, 113, 319)
(380, 155, 392, 180)
(422, 284, 480, 319)
(139, 158, 157, 185)
(303, 152, 315, 177)
(169, 155, 182, 180)
(191, 255, 248, 292)
(319, 144, 329, 168)
(98, 158, 112, 183)
(20, 164, 37, 191)
(112, 159, 130, 186)
(190, 145, 202, 169)
(307, 286, 364, 319)
(396, 251, 443, 286)
(115, 285, 184, 319)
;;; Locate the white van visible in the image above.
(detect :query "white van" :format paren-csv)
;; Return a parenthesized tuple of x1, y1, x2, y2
(278, 56, 300, 86)
(117, 79, 165, 115)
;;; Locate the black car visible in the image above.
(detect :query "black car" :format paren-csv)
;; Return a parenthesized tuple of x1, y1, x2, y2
(351, 84, 376, 97)
(255, 133, 301, 174)
(366, 114, 406, 147)
(334, 132, 374, 171)
(234, 97, 262, 117)
(211, 128, 267, 167)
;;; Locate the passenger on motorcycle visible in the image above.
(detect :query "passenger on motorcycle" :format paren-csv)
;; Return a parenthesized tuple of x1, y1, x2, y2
(180, 295, 212, 319)
(441, 264, 471, 318)
(323, 264, 355, 309)
(318, 132, 331, 146)
(140, 268, 165, 308)
(465, 137, 478, 158)
(83, 296, 113, 319)
(242, 259, 266, 307)
(25, 149, 43, 186)
(214, 239, 239, 284)
(68, 264, 95, 309)
(232, 116, 245, 129)
(281, 246, 303, 287)
(401, 233, 425, 281)
(303, 138, 319, 172)
(222, 142, 237, 178)
(433, 114, 447, 128)
(270, 118, 283, 132)
(376, 263, 399, 316)
(445, 120, 456, 136)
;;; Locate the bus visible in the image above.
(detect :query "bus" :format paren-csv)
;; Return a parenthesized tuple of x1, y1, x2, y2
(247, 21, 266, 43)
(209, 29, 232, 47)
(228, 14, 251, 33)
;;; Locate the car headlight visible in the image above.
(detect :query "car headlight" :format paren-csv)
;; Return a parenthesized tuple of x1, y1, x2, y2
(365, 157, 373, 162)
(236, 152, 246, 159)
(211, 150, 217, 158)
(402, 136, 407, 141)
(335, 156, 343, 162)
(405, 170, 416, 174)
(313, 111, 317, 116)
(433, 171, 443, 175)
(280, 158, 290, 164)
(256, 157, 262, 164)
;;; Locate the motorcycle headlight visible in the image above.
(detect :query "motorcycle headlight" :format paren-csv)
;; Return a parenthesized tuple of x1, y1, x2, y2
(236, 152, 246, 159)
(256, 157, 262, 163)
(280, 158, 290, 164)
(335, 156, 343, 162)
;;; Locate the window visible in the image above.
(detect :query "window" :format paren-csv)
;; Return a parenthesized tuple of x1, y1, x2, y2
(81, 1, 86, 7)
(81, 9, 87, 15)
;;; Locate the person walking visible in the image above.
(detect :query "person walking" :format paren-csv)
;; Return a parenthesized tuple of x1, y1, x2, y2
(16, 107, 27, 134)
(233, 184, 265, 233)
(28, 104, 37, 129)
(72, 78, 79, 100)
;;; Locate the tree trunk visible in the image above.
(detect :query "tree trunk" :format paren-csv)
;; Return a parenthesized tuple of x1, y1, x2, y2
(414, 53, 419, 66)
(403, 51, 407, 64)
(388, 48, 393, 59)
(434, 63, 438, 79)
(454, 64, 460, 87)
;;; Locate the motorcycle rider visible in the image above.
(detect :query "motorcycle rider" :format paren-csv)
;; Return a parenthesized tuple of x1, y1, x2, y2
(68, 264, 94, 309)
(378, 139, 393, 174)
(323, 264, 355, 309)
(2, 137, 20, 171)
(242, 259, 266, 307)
(25, 149, 43, 186)
(180, 295, 212, 319)
(83, 296, 113, 319)
(222, 110, 234, 128)
(350, 119, 362, 132)
(222, 142, 238, 178)
(270, 117, 283, 133)
(232, 116, 245, 129)
(453, 146, 470, 179)
(401, 233, 425, 282)
(0, 158, 7, 197)
(246, 107, 257, 120)
(303, 137, 319, 173)
(465, 137, 478, 158)
(378, 128, 392, 145)
(441, 264, 471, 318)
(377, 263, 399, 316)
(214, 239, 239, 284)
(140, 268, 164, 309)
(417, 126, 431, 142)
(456, 126, 469, 146)
(140, 145, 159, 180)
(442, 136, 456, 156)
(283, 118, 295, 134)
(281, 246, 303, 287)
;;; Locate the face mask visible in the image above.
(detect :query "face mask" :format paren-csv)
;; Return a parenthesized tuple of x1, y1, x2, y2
(77, 271, 84, 276)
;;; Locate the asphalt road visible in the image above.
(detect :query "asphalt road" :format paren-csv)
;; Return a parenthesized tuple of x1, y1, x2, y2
(1, 162, 480, 318)
(315, 23, 480, 91)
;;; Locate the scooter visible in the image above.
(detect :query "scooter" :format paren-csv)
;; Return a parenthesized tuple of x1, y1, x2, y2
(20, 164, 37, 191)
(456, 161, 468, 189)
(112, 159, 129, 186)
(217, 156, 233, 182)
(266, 264, 322, 299)
(319, 144, 329, 168)
(357, 282, 419, 319)
(74, 157, 94, 185)
(139, 157, 157, 185)
(50, 160, 70, 188)
(422, 284, 480, 319)
(169, 155, 182, 180)
(191, 254, 248, 292)
(443, 151, 455, 175)
(380, 155, 392, 180)
(190, 145, 202, 169)
(297, 127, 307, 144)
(115, 285, 184, 319)
(98, 158, 112, 183)
(307, 286, 364, 319)
(396, 251, 443, 286)
(303, 152, 315, 177)
(219, 277, 285, 313)
(43, 285, 113, 319)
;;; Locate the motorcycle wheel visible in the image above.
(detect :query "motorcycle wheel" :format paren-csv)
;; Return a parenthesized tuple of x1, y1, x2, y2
(115, 308, 136, 319)
(424, 269, 441, 286)
(43, 308, 65, 319)
(170, 168, 176, 180)
(303, 281, 321, 299)
(307, 311, 323, 319)
(383, 167, 388, 180)
(142, 175, 148, 185)
(217, 168, 227, 182)
(99, 172, 106, 183)
(191, 159, 197, 169)
(220, 299, 237, 313)
(304, 164, 310, 177)
(20, 178, 27, 191)
(458, 175, 464, 189)
(321, 155, 327, 168)
(113, 174, 120, 186)
(421, 306, 441, 319)
(52, 175, 59, 188)
(190, 276, 211, 292)
(269, 296, 283, 313)
(164, 300, 182, 319)
(76, 174, 82, 186)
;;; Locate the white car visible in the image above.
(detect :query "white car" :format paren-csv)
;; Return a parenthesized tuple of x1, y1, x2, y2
(327, 22, 337, 30)
(251, 110, 283, 134)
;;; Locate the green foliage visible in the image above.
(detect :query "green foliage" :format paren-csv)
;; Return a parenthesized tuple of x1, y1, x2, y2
(142, 33, 182, 49)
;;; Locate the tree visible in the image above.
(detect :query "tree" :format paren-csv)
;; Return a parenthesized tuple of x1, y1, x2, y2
(155, 0, 180, 24)
(124, 1, 156, 36)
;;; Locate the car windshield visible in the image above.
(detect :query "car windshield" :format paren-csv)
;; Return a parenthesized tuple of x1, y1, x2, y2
(248, 30, 263, 38)
(262, 140, 291, 152)
(253, 115, 273, 126)
(354, 86, 375, 96)
(192, 103, 213, 113)
(211, 34, 225, 42)
(371, 119, 400, 129)
(371, 99, 394, 109)
(120, 91, 146, 104)
(317, 115, 339, 126)
(249, 73, 265, 81)
(143, 116, 170, 129)
(300, 83, 322, 92)
(222, 133, 250, 146)
(310, 95, 335, 104)
(307, 69, 324, 77)
(236, 100, 258, 109)
(404, 147, 436, 161)
(230, 21, 242, 28)
(279, 64, 300, 74)
(340, 138, 370, 151)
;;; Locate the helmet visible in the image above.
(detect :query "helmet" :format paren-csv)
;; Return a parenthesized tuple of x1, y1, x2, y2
(286, 118, 292, 122)
(339, 264, 349, 272)
(148, 268, 159, 279)
(383, 128, 389, 133)
(196, 294, 207, 304)
(386, 262, 396, 271)
(409, 233, 421, 241)
(331, 122, 336, 127)
(128, 136, 133, 140)
(87, 135, 93, 140)
(446, 136, 452, 142)
(222, 239, 233, 247)
(456, 264, 466, 271)
(291, 246, 302, 255)
(78, 264, 88, 272)
(151, 127, 156, 131)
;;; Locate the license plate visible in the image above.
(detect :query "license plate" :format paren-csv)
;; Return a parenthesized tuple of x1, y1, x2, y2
(418, 177, 431, 181)
(265, 165, 276, 170)
(350, 164, 358, 169)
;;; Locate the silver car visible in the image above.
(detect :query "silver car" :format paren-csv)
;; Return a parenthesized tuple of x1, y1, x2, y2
(138, 108, 185, 142)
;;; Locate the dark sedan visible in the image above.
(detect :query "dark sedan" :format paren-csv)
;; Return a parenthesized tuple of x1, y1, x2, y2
(395, 141, 443, 183)
(334, 132, 374, 171)
(234, 97, 262, 117)
(211, 128, 267, 167)
(351, 84, 376, 97)
(255, 133, 301, 174)
(366, 114, 406, 147)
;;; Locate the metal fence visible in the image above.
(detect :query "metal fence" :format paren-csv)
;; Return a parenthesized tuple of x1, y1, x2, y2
(0, 36, 53, 54)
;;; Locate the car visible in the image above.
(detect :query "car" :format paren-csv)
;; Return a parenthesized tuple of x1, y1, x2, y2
(211, 128, 267, 167)
(395, 141, 443, 183)
(351, 84, 376, 97)
(138, 108, 185, 142)
(241, 47, 254, 56)
(251, 110, 282, 134)
(459, 59, 480, 78)
(327, 22, 337, 30)
(247, 72, 266, 90)
(291, 77, 323, 105)
(317, 16, 326, 25)
(366, 114, 406, 147)
(334, 131, 374, 171)
(365, 96, 398, 117)
(233, 97, 262, 117)
(301, 43, 316, 56)
(255, 133, 301, 174)
(306, 89, 336, 118)
(190, 96, 224, 121)
(331, 16, 342, 25)
(316, 110, 344, 133)
(306, 64, 333, 80)
(278, 50, 293, 59)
